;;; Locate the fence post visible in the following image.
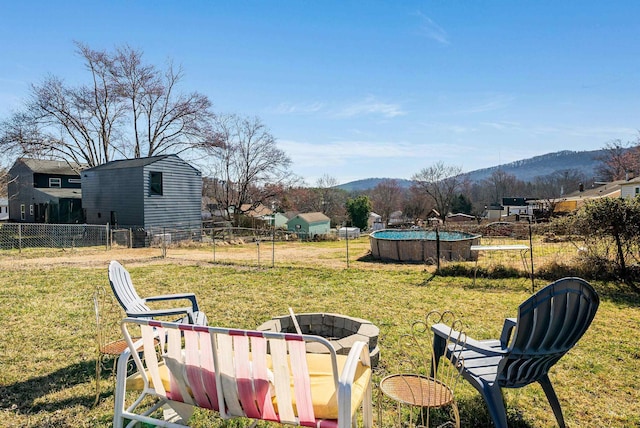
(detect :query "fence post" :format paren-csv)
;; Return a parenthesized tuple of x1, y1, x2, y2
(528, 220, 535, 292)
(212, 228, 216, 262)
(343, 222, 350, 268)
(256, 239, 260, 267)
(106, 223, 110, 251)
(162, 227, 167, 258)
(435, 226, 441, 271)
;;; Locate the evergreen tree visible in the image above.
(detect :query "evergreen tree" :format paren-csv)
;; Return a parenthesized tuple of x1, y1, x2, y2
(346, 195, 372, 230)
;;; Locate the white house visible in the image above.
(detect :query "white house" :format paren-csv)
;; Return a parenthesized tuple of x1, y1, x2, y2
(368, 212, 383, 231)
(620, 177, 640, 199)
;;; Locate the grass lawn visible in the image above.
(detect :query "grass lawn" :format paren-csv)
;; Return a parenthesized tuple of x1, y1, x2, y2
(0, 238, 639, 427)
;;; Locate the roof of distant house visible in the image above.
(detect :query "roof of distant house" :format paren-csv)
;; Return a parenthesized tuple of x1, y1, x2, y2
(620, 176, 640, 185)
(295, 212, 330, 223)
(240, 203, 272, 217)
(33, 188, 82, 199)
(561, 180, 626, 200)
(283, 211, 299, 220)
(17, 158, 84, 175)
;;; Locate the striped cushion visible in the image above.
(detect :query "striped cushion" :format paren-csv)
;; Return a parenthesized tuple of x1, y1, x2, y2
(126, 353, 371, 420)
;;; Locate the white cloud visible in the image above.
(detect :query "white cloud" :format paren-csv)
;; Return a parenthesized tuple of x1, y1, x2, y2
(271, 102, 325, 115)
(333, 96, 406, 118)
(480, 121, 522, 131)
(270, 96, 406, 119)
(415, 12, 450, 45)
(456, 94, 515, 114)
(480, 122, 637, 139)
(278, 138, 480, 171)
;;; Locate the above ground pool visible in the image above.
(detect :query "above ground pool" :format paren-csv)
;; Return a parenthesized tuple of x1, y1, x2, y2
(369, 229, 481, 262)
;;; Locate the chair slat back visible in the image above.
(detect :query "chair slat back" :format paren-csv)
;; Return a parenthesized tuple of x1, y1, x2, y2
(124, 319, 341, 426)
(498, 277, 599, 387)
(109, 260, 150, 314)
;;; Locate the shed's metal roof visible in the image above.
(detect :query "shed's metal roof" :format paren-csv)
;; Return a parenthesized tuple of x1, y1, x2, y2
(295, 212, 330, 223)
(84, 155, 175, 171)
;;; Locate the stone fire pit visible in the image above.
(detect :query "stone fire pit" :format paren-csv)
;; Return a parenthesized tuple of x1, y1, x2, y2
(257, 312, 380, 367)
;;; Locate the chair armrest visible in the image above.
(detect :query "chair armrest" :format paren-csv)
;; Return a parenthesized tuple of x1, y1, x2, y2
(126, 307, 193, 319)
(432, 323, 507, 357)
(144, 293, 200, 312)
(338, 341, 371, 424)
(499, 318, 517, 347)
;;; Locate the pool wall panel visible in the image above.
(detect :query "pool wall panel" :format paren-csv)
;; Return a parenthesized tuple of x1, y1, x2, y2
(369, 231, 480, 262)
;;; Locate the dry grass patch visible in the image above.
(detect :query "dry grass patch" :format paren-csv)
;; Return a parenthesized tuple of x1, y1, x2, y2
(0, 241, 638, 427)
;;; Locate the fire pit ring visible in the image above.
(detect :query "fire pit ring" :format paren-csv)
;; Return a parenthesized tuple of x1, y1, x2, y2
(257, 312, 380, 367)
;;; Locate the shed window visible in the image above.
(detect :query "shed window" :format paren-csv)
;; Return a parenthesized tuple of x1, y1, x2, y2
(49, 177, 62, 188)
(150, 172, 163, 195)
(636, 187, 639, 195)
(20, 204, 25, 220)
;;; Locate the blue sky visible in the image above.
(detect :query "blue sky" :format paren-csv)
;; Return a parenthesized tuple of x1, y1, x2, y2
(1, 1, 639, 185)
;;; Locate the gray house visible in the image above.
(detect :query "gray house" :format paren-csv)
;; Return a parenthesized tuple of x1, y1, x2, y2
(81, 155, 202, 232)
(7, 158, 84, 223)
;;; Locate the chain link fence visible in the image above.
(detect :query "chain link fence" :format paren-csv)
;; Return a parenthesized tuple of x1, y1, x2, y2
(423, 220, 584, 287)
(0, 223, 109, 251)
(0, 221, 585, 284)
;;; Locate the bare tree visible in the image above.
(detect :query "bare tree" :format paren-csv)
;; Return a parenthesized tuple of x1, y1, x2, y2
(113, 46, 215, 158)
(411, 162, 464, 223)
(316, 174, 338, 189)
(315, 174, 347, 222)
(205, 114, 297, 225)
(281, 186, 318, 213)
(596, 137, 640, 181)
(402, 185, 434, 223)
(483, 169, 519, 204)
(0, 42, 216, 168)
(370, 179, 403, 225)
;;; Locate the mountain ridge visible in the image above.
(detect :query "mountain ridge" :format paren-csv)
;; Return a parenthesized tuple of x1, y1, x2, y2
(337, 149, 606, 192)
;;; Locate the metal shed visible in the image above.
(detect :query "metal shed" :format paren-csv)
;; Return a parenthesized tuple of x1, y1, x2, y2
(287, 212, 331, 239)
(82, 155, 202, 241)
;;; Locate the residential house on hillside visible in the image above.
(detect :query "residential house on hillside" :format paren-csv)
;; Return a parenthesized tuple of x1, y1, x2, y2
(237, 203, 276, 228)
(82, 155, 201, 243)
(287, 212, 330, 239)
(620, 177, 640, 199)
(502, 197, 535, 217)
(553, 181, 623, 214)
(7, 158, 83, 223)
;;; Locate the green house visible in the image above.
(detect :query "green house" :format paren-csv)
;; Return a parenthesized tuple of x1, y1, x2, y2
(287, 212, 331, 239)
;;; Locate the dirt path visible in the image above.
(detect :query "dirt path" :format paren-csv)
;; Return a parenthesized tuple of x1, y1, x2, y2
(0, 241, 385, 271)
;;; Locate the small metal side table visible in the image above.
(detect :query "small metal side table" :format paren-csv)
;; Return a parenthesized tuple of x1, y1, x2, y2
(379, 373, 460, 427)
